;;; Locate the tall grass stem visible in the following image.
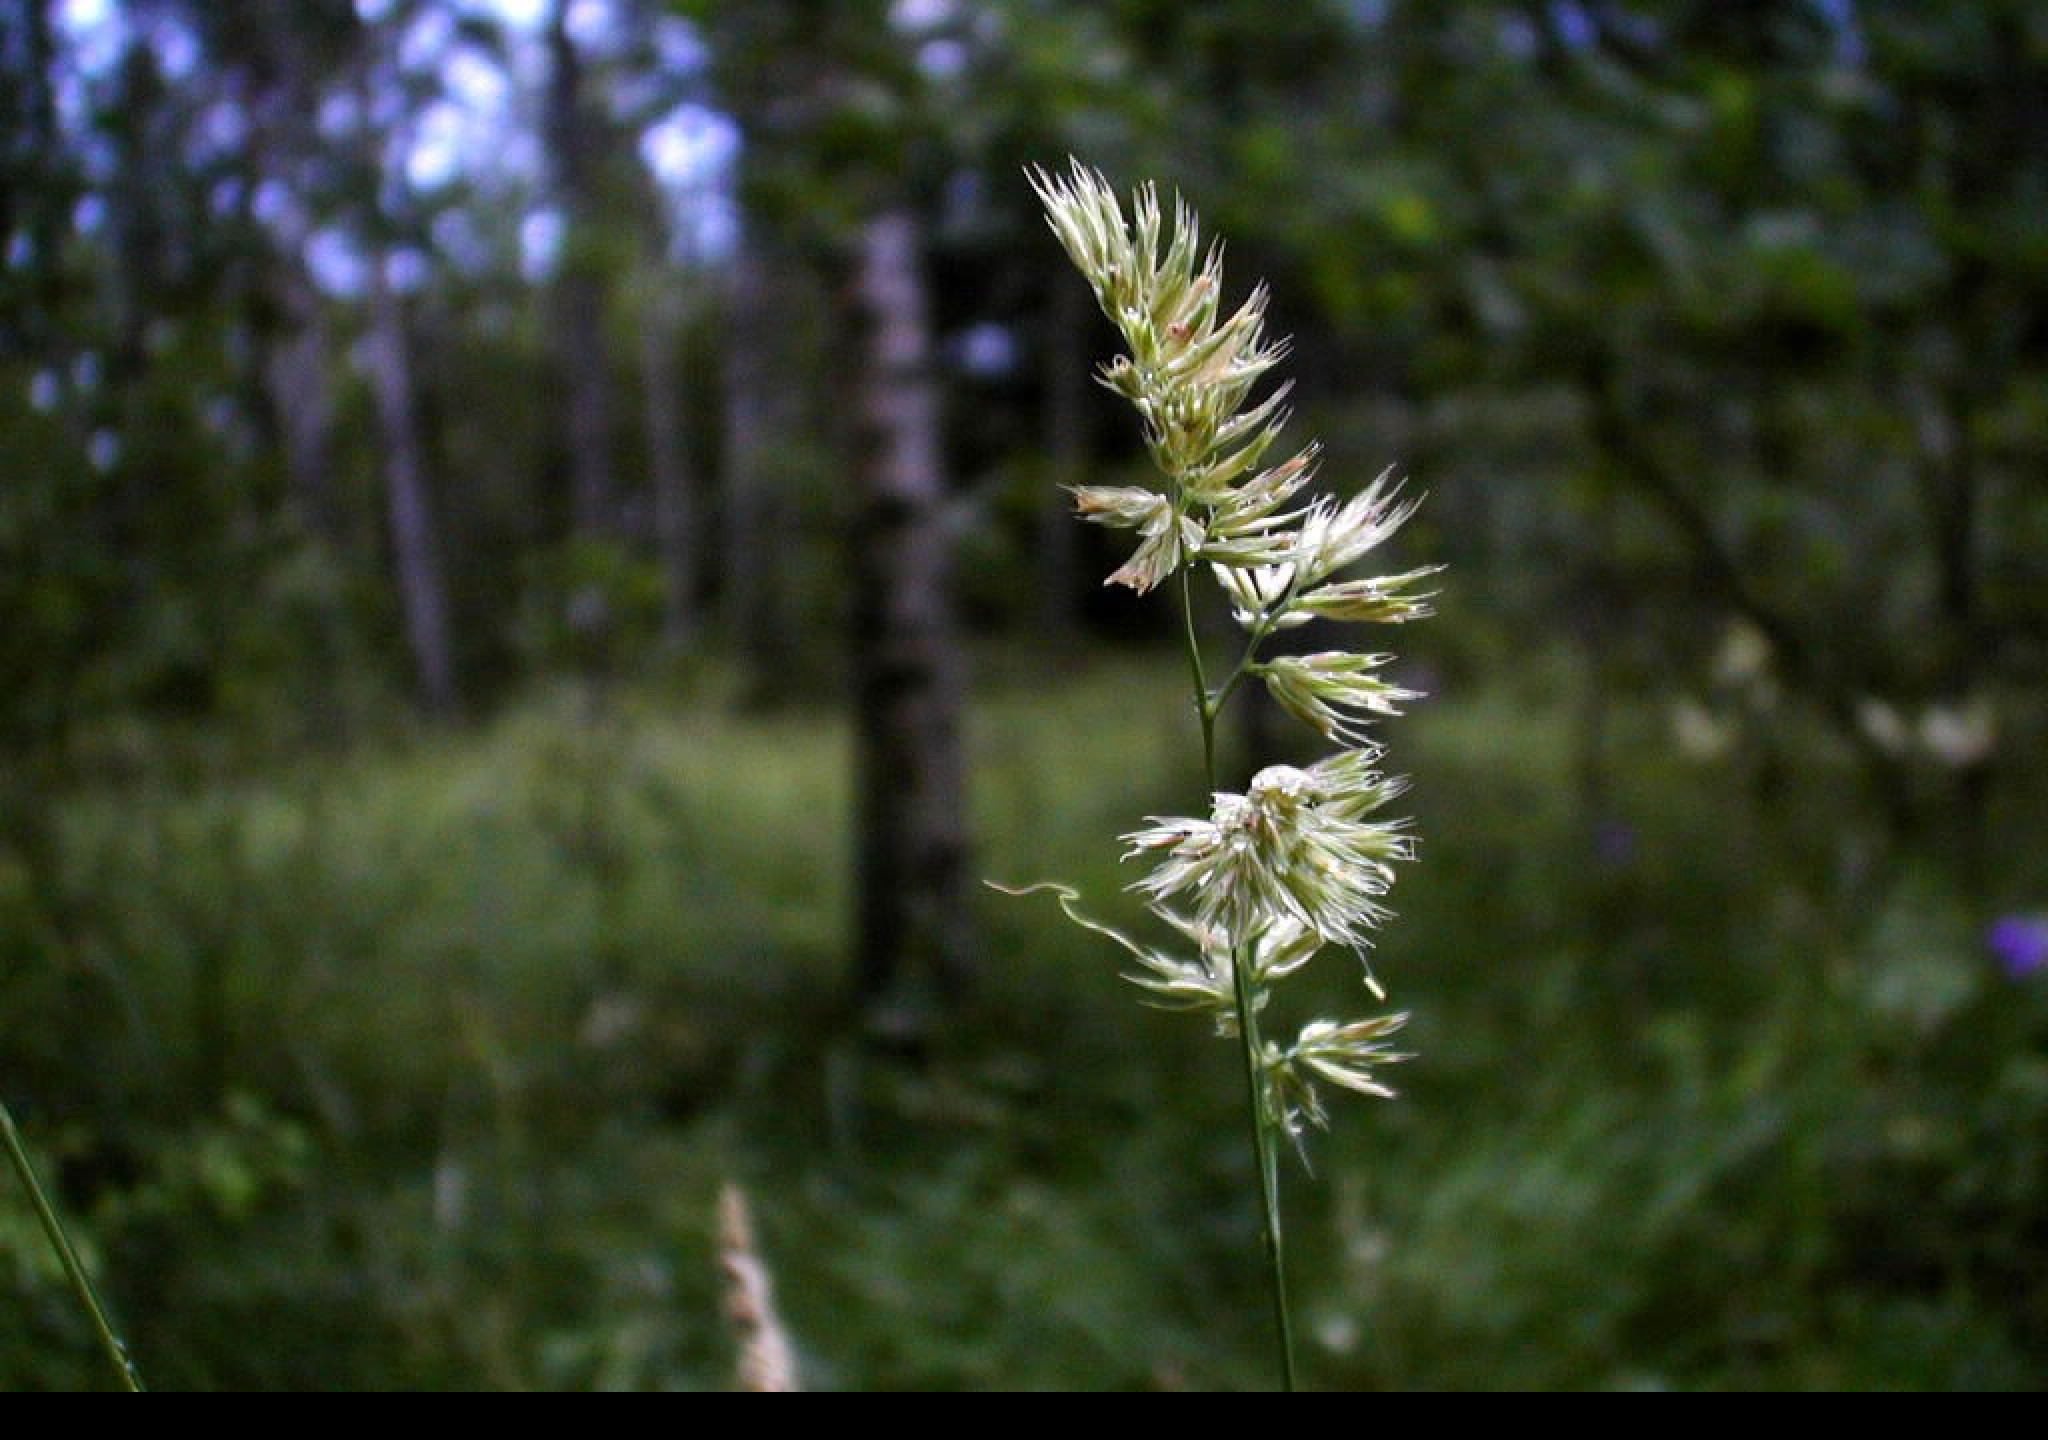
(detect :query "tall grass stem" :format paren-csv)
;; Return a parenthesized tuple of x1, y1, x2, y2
(1028, 159, 1432, 1395)
(1181, 569, 1298, 1390)
(0, 1101, 146, 1392)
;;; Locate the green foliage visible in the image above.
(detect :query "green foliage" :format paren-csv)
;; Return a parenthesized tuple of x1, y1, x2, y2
(512, 540, 673, 675)
(0, 1123, 115, 1393)
(2, 656, 2044, 1388)
(7, 0, 2048, 1393)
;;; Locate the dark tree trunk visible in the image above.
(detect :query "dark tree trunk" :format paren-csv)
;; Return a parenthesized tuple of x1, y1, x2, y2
(1039, 272, 1089, 644)
(3, 0, 66, 336)
(720, 235, 797, 688)
(643, 283, 697, 650)
(1916, 379, 1991, 900)
(197, 0, 339, 549)
(546, 0, 619, 543)
(367, 263, 459, 718)
(845, 209, 974, 1011)
(267, 276, 338, 542)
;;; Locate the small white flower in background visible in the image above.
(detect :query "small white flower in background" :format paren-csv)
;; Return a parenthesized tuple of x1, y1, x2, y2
(1858, 697, 1912, 758)
(1920, 696, 1997, 770)
(1713, 619, 1773, 689)
(1672, 696, 1736, 762)
(1854, 693, 1997, 770)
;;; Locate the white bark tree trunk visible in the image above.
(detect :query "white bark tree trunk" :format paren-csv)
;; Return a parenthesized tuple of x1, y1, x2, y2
(368, 262, 459, 717)
(846, 209, 974, 1008)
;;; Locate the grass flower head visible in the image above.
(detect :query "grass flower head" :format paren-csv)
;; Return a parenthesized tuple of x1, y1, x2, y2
(1015, 159, 1441, 1389)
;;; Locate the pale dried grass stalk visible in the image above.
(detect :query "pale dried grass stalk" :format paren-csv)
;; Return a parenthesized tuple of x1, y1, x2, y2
(718, 1183, 799, 1393)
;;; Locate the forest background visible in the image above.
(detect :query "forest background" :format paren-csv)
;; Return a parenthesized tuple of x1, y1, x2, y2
(2, 0, 2046, 1390)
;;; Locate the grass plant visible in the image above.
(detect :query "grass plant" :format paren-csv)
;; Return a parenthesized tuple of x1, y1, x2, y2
(1013, 162, 1439, 1389)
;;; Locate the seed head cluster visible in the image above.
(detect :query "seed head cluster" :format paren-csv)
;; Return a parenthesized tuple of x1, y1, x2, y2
(1029, 161, 1439, 1146)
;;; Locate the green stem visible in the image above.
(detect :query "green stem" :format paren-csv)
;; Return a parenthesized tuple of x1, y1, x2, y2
(1176, 559, 1297, 1392)
(1178, 561, 1218, 783)
(0, 1101, 146, 1393)
(1212, 614, 1279, 715)
(1230, 941, 1298, 1393)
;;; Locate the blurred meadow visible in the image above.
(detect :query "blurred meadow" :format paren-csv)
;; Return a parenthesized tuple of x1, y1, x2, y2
(3, 0, 2046, 1390)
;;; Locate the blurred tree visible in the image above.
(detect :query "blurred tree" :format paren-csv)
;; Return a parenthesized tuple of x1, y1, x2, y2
(847, 206, 974, 1009)
(638, 271, 699, 651)
(682, 1, 833, 694)
(1, 0, 69, 351)
(347, 6, 462, 716)
(364, 236, 460, 720)
(715, 230, 813, 689)
(544, 0, 622, 547)
(1036, 272, 1090, 644)
(1506, 0, 2048, 886)
(686, 0, 977, 1011)
(931, 0, 1160, 641)
(3, 0, 2042, 996)
(204, 1, 357, 551)
(533, 0, 728, 659)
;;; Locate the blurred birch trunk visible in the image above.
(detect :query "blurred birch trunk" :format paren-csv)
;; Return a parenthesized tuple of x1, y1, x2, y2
(546, 0, 619, 544)
(846, 209, 974, 1010)
(367, 260, 459, 718)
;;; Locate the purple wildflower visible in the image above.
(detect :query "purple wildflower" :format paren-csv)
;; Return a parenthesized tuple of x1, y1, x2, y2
(1986, 915, 2048, 981)
(1595, 821, 1638, 869)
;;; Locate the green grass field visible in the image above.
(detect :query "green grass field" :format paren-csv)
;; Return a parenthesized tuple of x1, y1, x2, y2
(3, 654, 2043, 1389)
